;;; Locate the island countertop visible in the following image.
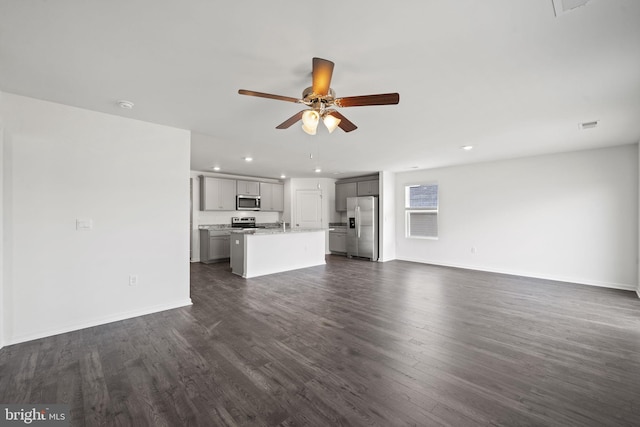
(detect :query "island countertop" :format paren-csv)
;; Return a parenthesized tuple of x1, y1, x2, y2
(230, 227, 328, 235)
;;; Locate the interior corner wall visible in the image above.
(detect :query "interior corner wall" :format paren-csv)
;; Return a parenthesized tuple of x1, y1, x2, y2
(379, 171, 396, 262)
(395, 144, 639, 290)
(1, 92, 192, 345)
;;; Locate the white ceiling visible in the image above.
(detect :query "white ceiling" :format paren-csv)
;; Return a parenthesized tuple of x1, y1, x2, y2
(1, 0, 639, 179)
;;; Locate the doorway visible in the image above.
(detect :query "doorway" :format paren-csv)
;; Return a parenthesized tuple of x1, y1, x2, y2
(295, 189, 322, 229)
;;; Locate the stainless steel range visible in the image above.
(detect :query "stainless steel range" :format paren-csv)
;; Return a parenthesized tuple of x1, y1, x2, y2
(232, 217, 259, 229)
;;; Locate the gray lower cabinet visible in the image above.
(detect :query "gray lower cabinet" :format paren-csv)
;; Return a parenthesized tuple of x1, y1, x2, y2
(260, 182, 284, 211)
(199, 229, 231, 263)
(329, 229, 347, 254)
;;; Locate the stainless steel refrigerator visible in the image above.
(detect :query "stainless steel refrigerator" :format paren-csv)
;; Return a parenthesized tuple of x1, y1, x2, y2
(346, 196, 378, 261)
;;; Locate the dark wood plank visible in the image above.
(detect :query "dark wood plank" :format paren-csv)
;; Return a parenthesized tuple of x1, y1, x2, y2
(1, 256, 640, 426)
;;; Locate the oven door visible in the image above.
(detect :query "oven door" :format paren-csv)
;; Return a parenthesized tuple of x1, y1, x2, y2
(237, 195, 261, 210)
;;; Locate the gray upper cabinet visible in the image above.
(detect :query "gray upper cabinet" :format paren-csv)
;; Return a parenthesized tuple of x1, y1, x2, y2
(200, 176, 236, 211)
(357, 179, 379, 196)
(335, 182, 357, 211)
(237, 180, 260, 196)
(260, 182, 284, 211)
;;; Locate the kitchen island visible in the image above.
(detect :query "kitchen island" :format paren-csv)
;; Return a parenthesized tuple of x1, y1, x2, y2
(230, 228, 326, 278)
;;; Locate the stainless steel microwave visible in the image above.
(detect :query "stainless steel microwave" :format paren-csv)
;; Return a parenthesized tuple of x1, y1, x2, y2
(237, 195, 261, 210)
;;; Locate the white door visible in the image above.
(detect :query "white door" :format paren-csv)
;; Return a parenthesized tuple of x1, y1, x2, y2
(295, 190, 322, 229)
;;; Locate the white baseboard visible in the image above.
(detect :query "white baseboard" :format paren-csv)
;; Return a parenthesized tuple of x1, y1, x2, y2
(6, 298, 193, 346)
(395, 257, 637, 292)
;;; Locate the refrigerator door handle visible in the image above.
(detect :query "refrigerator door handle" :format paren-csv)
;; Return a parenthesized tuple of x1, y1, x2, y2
(356, 205, 361, 238)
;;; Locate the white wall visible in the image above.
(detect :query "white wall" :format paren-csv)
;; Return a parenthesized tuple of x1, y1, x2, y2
(379, 171, 396, 262)
(189, 170, 282, 262)
(395, 144, 638, 290)
(0, 94, 5, 349)
(1, 93, 192, 345)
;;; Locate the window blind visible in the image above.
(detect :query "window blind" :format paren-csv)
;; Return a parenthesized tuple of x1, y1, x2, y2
(407, 211, 438, 238)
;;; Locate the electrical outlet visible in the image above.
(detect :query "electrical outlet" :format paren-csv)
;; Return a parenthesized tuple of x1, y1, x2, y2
(129, 275, 138, 286)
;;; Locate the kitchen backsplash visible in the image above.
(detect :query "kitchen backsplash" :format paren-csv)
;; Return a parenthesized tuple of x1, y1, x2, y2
(196, 210, 280, 227)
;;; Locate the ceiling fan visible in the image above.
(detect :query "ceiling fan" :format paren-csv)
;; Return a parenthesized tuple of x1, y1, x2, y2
(238, 57, 400, 134)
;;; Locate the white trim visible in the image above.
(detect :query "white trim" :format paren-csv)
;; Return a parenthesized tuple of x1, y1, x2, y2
(396, 257, 637, 292)
(6, 298, 193, 346)
(405, 235, 439, 241)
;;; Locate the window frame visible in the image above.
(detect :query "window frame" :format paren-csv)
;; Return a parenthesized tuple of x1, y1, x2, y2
(404, 183, 439, 240)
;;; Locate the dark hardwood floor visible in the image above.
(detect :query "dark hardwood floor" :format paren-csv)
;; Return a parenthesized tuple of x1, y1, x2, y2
(1, 256, 640, 426)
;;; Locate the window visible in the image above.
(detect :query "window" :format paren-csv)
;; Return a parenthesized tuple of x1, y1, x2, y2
(405, 184, 438, 239)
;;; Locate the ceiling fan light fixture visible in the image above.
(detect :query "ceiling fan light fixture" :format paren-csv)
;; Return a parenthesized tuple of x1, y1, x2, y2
(302, 123, 317, 135)
(301, 110, 319, 135)
(302, 110, 319, 127)
(323, 114, 341, 133)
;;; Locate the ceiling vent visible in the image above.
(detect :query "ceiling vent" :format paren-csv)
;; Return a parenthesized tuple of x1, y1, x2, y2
(579, 120, 599, 130)
(552, 0, 591, 17)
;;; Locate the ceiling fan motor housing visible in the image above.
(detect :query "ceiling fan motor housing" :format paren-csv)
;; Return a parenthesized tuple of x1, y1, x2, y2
(302, 86, 335, 109)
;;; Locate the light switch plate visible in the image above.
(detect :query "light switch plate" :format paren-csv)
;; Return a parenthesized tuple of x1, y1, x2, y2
(76, 219, 93, 230)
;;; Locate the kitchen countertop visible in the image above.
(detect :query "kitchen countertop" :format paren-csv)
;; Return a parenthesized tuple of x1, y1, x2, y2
(199, 222, 282, 230)
(230, 228, 327, 235)
(328, 222, 347, 232)
(199, 223, 284, 233)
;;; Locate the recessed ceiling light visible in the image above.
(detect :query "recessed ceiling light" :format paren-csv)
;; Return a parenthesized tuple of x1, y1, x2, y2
(280, 174, 286, 179)
(314, 168, 322, 173)
(212, 166, 221, 171)
(461, 145, 473, 151)
(117, 100, 134, 109)
(244, 157, 253, 162)
(579, 120, 599, 130)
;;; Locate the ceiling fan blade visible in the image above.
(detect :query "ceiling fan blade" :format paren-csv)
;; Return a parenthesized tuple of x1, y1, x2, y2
(335, 93, 400, 108)
(312, 57, 334, 96)
(327, 110, 358, 133)
(238, 89, 300, 103)
(276, 111, 305, 129)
